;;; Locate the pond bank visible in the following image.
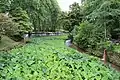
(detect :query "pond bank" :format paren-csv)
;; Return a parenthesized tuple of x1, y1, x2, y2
(65, 40, 120, 72)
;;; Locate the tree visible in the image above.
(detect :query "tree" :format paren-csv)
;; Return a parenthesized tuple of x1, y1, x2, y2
(68, 0, 120, 51)
(0, 0, 11, 12)
(11, 7, 33, 33)
(0, 0, 61, 32)
(59, 2, 84, 32)
(0, 13, 18, 40)
(10, 0, 60, 32)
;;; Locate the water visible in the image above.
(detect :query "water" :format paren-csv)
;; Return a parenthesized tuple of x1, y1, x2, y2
(65, 39, 72, 47)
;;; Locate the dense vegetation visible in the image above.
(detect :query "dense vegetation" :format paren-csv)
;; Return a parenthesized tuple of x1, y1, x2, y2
(0, 13, 18, 41)
(0, 36, 120, 80)
(0, 0, 60, 41)
(60, 0, 120, 55)
(59, 2, 83, 32)
(0, 0, 120, 79)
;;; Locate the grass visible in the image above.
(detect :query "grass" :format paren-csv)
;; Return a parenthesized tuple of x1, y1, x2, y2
(0, 35, 20, 51)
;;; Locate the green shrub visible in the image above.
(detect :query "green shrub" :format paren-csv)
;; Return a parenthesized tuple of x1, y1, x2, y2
(74, 21, 104, 49)
(0, 13, 19, 38)
(96, 41, 114, 52)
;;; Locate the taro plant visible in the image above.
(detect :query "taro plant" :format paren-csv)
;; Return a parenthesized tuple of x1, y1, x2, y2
(0, 36, 120, 80)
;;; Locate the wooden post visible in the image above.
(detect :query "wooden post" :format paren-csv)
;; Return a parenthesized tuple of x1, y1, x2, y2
(103, 49, 107, 64)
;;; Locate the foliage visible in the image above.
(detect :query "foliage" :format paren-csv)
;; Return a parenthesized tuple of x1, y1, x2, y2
(113, 45, 120, 53)
(0, 0, 60, 32)
(11, 7, 33, 33)
(12, 0, 60, 32)
(0, 0, 11, 12)
(71, 0, 120, 52)
(57, 12, 71, 32)
(85, 0, 120, 39)
(0, 13, 18, 38)
(69, 2, 84, 27)
(0, 36, 120, 80)
(74, 21, 104, 49)
(59, 2, 83, 32)
(97, 41, 114, 52)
